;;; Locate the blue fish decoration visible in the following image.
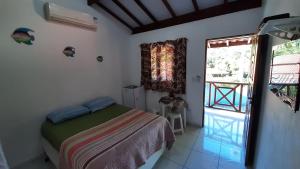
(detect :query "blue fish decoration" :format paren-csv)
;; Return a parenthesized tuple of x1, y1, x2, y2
(63, 46, 75, 57)
(11, 27, 35, 45)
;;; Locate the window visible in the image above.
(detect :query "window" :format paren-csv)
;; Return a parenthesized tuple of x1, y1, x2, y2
(150, 43, 175, 81)
(140, 38, 187, 94)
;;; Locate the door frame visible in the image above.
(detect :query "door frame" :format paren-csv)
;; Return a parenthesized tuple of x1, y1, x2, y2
(244, 35, 269, 166)
(201, 34, 268, 166)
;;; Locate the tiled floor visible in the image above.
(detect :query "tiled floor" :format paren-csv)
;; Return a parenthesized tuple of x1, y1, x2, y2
(14, 108, 246, 169)
(13, 157, 55, 169)
(153, 108, 246, 169)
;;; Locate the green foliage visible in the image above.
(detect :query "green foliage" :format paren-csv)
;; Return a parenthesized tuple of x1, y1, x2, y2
(206, 45, 251, 83)
(207, 57, 216, 68)
(273, 39, 300, 57)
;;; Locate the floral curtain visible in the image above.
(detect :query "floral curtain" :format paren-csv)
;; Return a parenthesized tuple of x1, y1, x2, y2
(141, 38, 187, 94)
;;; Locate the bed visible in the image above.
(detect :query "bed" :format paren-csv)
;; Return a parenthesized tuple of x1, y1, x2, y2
(41, 104, 175, 169)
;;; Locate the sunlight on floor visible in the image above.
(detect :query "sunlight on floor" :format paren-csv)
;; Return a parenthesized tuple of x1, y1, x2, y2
(204, 108, 245, 163)
(154, 107, 247, 169)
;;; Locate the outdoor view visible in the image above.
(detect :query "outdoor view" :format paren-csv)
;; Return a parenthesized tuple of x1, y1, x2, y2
(205, 42, 252, 113)
(206, 45, 252, 83)
(269, 39, 300, 111)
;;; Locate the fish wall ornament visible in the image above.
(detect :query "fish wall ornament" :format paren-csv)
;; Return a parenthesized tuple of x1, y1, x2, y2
(63, 46, 75, 57)
(11, 27, 35, 45)
(97, 56, 103, 62)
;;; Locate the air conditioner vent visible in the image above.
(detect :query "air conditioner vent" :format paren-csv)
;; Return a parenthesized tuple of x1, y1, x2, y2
(44, 3, 97, 30)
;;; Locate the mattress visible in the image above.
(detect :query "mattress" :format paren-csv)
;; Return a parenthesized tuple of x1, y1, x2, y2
(41, 104, 131, 151)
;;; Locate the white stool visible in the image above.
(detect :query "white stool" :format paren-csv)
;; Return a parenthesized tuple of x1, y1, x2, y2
(160, 102, 187, 128)
(167, 112, 184, 134)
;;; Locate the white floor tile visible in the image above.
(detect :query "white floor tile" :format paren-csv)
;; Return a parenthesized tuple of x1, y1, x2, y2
(185, 150, 219, 169)
(174, 131, 198, 149)
(184, 126, 202, 135)
(13, 157, 55, 169)
(163, 142, 191, 165)
(192, 136, 221, 155)
(219, 143, 244, 163)
(153, 157, 183, 169)
(218, 158, 246, 169)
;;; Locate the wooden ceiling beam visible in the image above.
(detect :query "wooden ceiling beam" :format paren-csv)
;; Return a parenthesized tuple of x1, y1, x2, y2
(112, 0, 144, 26)
(133, 0, 262, 34)
(134, 0, 158, 22)
(161, 0, 176, 18)
(96, 2, 133, 30)
(192, 0, 199, 11)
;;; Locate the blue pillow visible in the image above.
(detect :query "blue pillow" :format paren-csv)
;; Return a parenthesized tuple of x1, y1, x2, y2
(83, 97, 115, 112)
(47, 106, 90, 124)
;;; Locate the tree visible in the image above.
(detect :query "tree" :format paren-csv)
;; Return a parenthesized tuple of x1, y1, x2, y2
(273, 39, 300, 57)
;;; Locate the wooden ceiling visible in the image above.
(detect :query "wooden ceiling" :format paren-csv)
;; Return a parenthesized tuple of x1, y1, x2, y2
(88, 0, 262, 34)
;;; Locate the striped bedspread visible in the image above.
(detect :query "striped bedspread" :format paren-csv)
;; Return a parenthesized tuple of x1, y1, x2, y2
(59, 109, 175, 169)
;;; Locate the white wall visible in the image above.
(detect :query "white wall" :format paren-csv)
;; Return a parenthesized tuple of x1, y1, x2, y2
(263, 0, 300, 17)
(254, 37, 300, 169)
(0, 0, 129, 167)
(254, 0, 300, 169)
(124, 8, 263, 126)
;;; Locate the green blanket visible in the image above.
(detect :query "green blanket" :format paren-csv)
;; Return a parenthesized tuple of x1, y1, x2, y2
(41, 104, 131, 151)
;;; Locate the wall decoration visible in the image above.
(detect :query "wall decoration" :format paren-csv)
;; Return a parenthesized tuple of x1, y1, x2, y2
(97, 56, 103, 62)
(63, 46, 75, 57)
(11, 27, 35, 45)
(269, 39, 300, 112)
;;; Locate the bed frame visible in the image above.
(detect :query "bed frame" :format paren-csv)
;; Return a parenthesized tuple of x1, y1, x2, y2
(41, 137, 165, 169)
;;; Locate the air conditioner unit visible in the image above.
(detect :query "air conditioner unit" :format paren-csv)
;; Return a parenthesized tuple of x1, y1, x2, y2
(258, 16, 300, 40)
(44, 2, 97, 30)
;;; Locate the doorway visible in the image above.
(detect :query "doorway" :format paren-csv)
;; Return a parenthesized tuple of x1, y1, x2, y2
(201, 34, 268, 166)
(205, 35, 253, 113)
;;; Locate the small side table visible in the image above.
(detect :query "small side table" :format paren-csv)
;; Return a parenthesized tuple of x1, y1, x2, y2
(160, 102, 187, 128)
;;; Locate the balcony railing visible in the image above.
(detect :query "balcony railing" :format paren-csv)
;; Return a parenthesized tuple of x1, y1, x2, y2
(205, 81, 249, 113)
